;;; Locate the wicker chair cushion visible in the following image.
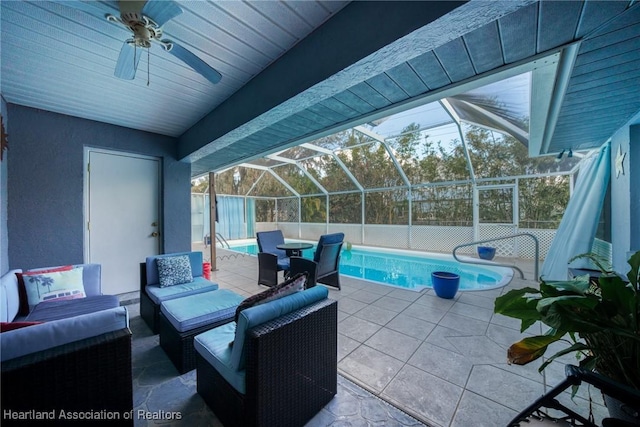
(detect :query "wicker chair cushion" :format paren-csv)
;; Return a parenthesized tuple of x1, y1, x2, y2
(145, 277, 218, 304)
(277, 257, 290, 271)
(231, 286, 328, 371)
(256, 230, 287, 259)
(194, 322, 246, 393)
(314, 233, 344, 262)
(161, 289, 244, 333)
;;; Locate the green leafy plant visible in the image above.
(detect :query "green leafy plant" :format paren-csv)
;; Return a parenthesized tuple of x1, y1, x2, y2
(494, 250, 640, 391)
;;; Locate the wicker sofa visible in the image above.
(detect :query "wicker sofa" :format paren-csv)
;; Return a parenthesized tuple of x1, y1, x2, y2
(194, 286, 338, 427)
(0, 265, 133, 425)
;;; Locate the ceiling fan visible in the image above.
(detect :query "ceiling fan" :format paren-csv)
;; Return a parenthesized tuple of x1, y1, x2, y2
(103, 0, 222, 85)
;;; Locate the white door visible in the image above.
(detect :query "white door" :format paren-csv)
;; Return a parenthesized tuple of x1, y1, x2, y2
(86, 149, 160, 294)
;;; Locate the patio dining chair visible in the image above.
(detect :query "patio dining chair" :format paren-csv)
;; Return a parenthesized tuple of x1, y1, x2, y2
(256, 230, 289, 287)
(290, 232, 344, 289)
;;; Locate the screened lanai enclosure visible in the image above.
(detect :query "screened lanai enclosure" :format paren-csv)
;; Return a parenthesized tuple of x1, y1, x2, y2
(192, 71, 597, 261)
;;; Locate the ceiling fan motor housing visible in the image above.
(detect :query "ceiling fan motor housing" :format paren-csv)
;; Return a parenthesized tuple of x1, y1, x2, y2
(120, 12, 162, 48)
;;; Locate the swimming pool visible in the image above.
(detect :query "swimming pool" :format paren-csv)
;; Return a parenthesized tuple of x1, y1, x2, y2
(225, 240, 513, 292)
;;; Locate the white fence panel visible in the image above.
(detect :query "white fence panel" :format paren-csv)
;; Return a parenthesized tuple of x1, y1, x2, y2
(518, 228, 556, 259)
(255, 222, 277, 233)
(329, 224, 363, 245)
(363, 225, 409, 248)
(278, 223, 299, 238)
(411, 226, 475, 254)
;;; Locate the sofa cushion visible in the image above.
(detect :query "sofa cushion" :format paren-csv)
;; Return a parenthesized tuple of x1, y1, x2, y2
(230, 285, 328, 371)
(156, 255, 193, 288)
(0, 269, 22, 322)
(161, 289, 244, 333)
(0, 306, 129, 362)
(79, 263, 102, 297)
(146, 252, 203, 286)
(25, 295, 120, 322)
(194, 322, 246, 394)
(22, 267, 85, 311)
(234, 272, 307, 323)
(145, 277, 218, 304)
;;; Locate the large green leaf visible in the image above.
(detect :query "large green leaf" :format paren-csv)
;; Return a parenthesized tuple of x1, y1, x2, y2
(570, 252, 613, 273)
(599, 275, 636, 317)
(494, 287, 541, 332)
(627, 251, 640, 287)
(507, 332, 564, 365)
(536, 295, 598, 316)
(539, 279, 590, 297)
(538, 341, 590, 372)
(540, 300, 602, 333)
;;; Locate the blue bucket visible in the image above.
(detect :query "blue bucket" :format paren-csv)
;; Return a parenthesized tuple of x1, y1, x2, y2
(431, 271, 460, 299)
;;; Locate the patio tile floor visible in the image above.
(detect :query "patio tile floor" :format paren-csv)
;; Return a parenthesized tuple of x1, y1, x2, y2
(127, 299, 425, 427)
(127, 247, 612, 426)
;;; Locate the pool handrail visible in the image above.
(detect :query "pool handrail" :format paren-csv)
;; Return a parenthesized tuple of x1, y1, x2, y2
(215, 233, 231, 248)
(452, 233, 539, 281)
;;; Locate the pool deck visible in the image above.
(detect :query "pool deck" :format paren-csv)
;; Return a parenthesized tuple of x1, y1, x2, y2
(183, 244, 612, 427)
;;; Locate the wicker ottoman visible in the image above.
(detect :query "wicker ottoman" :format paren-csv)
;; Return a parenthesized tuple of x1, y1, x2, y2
(159, 289, 244, 374)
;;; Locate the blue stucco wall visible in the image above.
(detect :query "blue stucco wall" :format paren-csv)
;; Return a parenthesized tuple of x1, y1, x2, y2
(7, 104, 191, 270)
(610, 113, 640, 273)
(0, 96, 8, 275)
(630, 124, 640, 254)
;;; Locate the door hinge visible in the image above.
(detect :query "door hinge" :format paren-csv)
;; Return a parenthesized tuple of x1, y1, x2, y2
(87, 163, 90, 173)
(87, 222, 90, 231)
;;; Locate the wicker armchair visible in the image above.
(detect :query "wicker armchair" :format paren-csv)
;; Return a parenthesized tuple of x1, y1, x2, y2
(196, 295, 337, 427)
(290, 232, 344, 289)
(256, 230, 290, 287)
(1, 328, 133, 426)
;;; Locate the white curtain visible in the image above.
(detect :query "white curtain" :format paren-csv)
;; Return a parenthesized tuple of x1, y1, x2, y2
(541, 142, 611, 280)
(217, 196, 245, 240)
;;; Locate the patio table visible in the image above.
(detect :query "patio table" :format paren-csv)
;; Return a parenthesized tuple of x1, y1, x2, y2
(277, 242, 313, 257)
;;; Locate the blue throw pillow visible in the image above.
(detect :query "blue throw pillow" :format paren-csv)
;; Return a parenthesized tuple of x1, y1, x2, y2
(156, 255, 193, 288)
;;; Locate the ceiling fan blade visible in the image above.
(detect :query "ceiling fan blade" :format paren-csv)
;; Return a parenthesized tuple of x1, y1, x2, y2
(141, 0, 183, 26)
(50, 0, 119, 15)
(114, 42, 141, 80)
(166, 42, 222, 85)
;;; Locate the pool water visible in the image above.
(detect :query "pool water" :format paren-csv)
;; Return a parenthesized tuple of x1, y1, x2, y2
(226, 241, 512, 292)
